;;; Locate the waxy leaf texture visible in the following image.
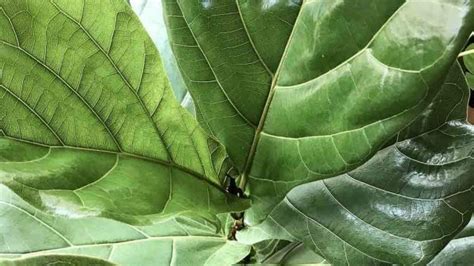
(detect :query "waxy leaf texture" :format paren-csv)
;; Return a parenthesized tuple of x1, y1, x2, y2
(163, 0, 474, 224)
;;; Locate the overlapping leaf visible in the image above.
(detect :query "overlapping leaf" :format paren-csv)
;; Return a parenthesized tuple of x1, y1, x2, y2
(0, 185, 250, 265)
(237, 64, 474, 264)
(163, 0, 474, 224)
(429, 215, 474, 265)
(0, 0, 247, 223)
(253, 241, 326, 265)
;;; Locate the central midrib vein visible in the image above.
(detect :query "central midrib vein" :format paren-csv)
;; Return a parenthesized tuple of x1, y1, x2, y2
(174, 1, 258, 130)
(239, 1, 306, 190)
(238, 0, 411, 190)
(1, 135, 229, 195)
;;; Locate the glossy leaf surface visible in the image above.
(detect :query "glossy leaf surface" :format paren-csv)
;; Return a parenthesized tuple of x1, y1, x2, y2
(238, 121, 474, 264)
(250, 239, 292, 263)
(0, 185, 250, 266)
(163, 0, 474, 224)
(429, 215, 474, 265)
(237, 63, 474, 264)
(0, 0, 247, 223)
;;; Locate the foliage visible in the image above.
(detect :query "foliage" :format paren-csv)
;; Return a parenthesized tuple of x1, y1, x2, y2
(0, 0, 473, 265)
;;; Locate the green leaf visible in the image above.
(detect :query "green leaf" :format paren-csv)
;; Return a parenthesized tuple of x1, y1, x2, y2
(236, 63, 474, 264)
(163, 0, 474, 224)
(263, 242, 326, 265)
(130, 0, 194, 114)
(238, 120, 473, 264)
(0, 0, 248, 223)
(1, 255, 114, 266)
(0, 185, 250, 266)
(398, 63, 473, 140)
(250, 240, 326, 265)
(250, 239, 292, 263)
(429, 215, 474, 265)
(463, 44, 474, 73)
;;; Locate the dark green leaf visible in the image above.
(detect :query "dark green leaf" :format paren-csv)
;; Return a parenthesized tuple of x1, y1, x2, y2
(163, 0, 474, 224)
(429, 215, 474, 265)
(237, 63, 474, 264)
(239, 119, 473, 264)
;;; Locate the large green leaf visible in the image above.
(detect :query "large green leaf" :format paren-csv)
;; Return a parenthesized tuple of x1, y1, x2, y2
(237, 64, 474, 264)
(0, 185, 250, 265)
(238, 122, 474, 264)
(163, 0, 474, 224)
(429, 215, 474, 265)
(0, 0, 247, 223)
(254, 58, 473, 225)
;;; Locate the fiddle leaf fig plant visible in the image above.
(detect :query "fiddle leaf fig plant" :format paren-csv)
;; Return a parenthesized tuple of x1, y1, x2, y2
(163, 0, 474, 225)
(0, 0, 473, 265)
